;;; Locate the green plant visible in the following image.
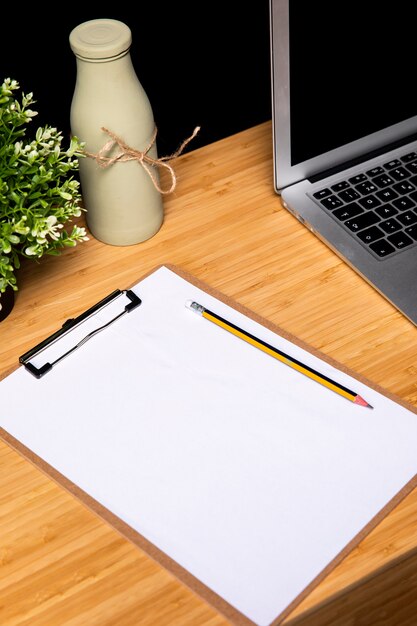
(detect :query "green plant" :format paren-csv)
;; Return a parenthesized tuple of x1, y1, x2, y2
(0, 77, 88, 310)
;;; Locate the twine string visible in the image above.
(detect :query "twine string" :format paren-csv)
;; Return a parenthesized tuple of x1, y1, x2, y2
(83, 126, 200, 195)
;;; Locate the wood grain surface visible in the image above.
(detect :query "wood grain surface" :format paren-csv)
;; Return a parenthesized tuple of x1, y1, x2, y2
(1, 122, 417, 625)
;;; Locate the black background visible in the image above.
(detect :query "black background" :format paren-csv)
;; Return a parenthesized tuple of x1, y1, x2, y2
(0, 3, 272, 156)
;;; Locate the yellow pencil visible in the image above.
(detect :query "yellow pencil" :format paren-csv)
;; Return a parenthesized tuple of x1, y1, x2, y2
(185, 300, 373, 409)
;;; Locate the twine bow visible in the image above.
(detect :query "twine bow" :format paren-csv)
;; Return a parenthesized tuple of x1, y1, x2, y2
(83, 126, 200, 195)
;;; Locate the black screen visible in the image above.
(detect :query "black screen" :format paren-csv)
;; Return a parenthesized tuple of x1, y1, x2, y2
(289, 1, 417, 165)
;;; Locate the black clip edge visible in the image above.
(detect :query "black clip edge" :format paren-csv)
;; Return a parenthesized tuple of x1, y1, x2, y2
(19, 288, 141, 378)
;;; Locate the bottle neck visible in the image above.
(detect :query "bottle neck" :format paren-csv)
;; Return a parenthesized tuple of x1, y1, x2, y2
(74, 48, 131, 64)
(72, 49, 143, 98)
(74, 50, 137, 83)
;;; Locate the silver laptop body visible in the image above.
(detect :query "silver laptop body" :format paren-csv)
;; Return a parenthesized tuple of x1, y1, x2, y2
(270, 0, 417, 325)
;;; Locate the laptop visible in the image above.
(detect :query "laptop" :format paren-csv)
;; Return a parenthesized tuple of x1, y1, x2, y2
(269, 0, 417, 326)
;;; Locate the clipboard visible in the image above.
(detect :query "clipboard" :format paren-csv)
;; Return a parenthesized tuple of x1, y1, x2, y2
(1, 264, 417, 626)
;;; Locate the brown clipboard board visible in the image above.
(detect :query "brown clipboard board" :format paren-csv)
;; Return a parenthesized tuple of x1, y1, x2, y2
(1, 263, 417, 626)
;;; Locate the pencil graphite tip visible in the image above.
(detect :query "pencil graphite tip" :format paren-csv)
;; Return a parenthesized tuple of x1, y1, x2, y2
(354, 394, 373, 409)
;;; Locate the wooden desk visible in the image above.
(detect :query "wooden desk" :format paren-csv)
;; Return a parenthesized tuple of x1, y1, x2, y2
(1, 121, 417, 625)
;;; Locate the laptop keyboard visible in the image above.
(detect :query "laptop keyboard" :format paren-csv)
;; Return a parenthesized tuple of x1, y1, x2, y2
(311, 150, 417, 259)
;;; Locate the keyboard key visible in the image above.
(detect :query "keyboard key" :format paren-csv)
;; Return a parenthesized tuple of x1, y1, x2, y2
(387, 231, 414, 249)
(373, 174, 394, 188)
(331, 181, 349, 192)
(401, 151, 417, 163)
(357, 225, 385, 244)
(393, 181, 415, 195)
(409, 174, 417, 187)
(392, 196, 415, 211)
(397, 210, 417, 226)
(375, 188, 399, 202)
(409, 191, 417, 203)
(390, 167, 410, 180)
(338, 188, 360, 202)
(369, 239, 396, 257)
(313, 188, 332, 200)
(384, 158, 402, 169)
(333, 202, 364, 221)
(366, 166, 385, 177)
(345, 211, 380, 232)
(405, 224, 417, 240)
(405, 161, 417, 174)
(379, 218, 402, 233)
(355, 181, 377, 195)
(321, 195, 344, 210)
(375, 204, 398, 218)
(348, 173, 367, 184)
(358, 195, 381, 210)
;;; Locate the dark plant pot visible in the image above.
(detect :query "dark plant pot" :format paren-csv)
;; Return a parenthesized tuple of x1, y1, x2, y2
(0, 286, 15, 322)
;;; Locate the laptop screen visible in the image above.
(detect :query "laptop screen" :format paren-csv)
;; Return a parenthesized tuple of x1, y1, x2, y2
(289, 2, 417, 166)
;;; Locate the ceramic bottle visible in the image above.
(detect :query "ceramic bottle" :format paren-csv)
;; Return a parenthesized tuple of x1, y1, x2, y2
(69, 18, 164, 246)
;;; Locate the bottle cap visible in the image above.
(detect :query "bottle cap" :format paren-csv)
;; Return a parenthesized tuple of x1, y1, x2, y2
(69, 19, 132, 60)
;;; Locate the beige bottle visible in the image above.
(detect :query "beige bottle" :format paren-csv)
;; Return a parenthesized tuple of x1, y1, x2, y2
(69, 19, 164, 246)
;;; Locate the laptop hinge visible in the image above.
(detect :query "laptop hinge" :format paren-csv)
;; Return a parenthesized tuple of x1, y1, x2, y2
(308, 132, 417, 184)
